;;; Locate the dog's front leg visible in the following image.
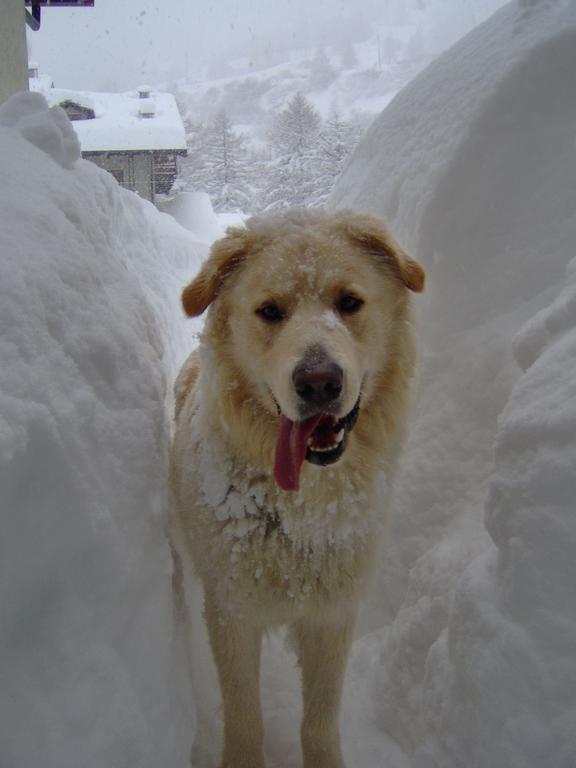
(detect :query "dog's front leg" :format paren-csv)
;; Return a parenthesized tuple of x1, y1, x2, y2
(204, 589, 266, 768)
(296, 611, 356, 768)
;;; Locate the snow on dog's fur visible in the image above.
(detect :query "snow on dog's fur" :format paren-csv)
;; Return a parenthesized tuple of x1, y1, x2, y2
(171, 209, 424, 768)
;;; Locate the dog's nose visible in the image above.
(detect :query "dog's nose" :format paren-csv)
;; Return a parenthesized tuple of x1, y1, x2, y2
(292, 361, 343, 407)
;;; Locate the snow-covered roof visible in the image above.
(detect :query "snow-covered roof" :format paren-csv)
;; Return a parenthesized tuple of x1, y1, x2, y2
(33, 85, 187, 153)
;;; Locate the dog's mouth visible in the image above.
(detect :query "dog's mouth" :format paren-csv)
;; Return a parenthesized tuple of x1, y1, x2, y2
(273, 400, 360, 492)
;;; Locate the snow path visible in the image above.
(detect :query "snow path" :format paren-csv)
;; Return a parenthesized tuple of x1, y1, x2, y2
(181, 574, 411, 768)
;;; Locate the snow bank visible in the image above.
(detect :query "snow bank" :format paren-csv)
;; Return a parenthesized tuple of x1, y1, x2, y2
(326, 2, 576, 766)
(0, 93, 206, 768)
(0, 91, 80, 169)
(332, 0, 576, 337)
(158, 190, 224, 243)
(416, 256, 576, 767)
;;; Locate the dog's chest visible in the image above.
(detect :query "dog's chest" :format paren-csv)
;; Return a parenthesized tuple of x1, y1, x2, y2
(184, 429, 385, 619)
(206, 485, 379, 619)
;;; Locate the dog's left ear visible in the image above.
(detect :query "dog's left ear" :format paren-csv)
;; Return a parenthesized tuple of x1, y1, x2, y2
(340, 212, 425, 293)
(182, 227, 254, 316)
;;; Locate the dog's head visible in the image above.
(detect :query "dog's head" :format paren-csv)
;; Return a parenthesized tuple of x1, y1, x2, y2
(182, 210, 424, 492)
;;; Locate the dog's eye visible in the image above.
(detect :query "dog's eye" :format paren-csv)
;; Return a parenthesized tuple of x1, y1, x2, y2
(256, 303, 285, 323)
(337, 294, 364, 315)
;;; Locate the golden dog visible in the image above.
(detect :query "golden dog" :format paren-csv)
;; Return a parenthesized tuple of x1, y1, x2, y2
(171, 209, 424, 768)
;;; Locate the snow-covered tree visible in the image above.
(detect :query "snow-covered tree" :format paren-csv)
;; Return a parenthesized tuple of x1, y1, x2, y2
(182, 110, 253, 213)
(177, 115, 208, 194)
(261, 93, 321, 210)
(309, 108, 361, 207)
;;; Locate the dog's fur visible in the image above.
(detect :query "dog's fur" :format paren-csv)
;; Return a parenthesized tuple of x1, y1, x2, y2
(171, 209, 424, 768)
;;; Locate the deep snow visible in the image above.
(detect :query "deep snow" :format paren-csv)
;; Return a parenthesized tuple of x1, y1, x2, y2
(3, 1, 576, 766)
(0, 93, 205, 768)
(329, 1, 576, 766)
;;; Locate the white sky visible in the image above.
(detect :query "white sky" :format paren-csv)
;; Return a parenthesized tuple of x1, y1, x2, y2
(27, 0, 505, 92)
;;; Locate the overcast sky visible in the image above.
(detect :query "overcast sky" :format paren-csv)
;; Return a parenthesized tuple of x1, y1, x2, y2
(27, 0, 505, 92)
(28, 0, 377, 90)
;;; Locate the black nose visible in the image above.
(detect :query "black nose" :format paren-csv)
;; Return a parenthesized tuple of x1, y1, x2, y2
(292, 360, 343, 407)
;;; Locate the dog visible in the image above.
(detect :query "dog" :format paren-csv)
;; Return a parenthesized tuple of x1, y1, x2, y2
(171, 209, 424, 768)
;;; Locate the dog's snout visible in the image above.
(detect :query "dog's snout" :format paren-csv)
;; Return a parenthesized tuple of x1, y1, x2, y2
(292, 360, 343, 407)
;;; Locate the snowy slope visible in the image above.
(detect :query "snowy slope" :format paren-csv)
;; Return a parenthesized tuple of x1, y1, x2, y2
(174, 0, 507, 142)
(0, 93, 205, 768)
(326, 2, 576, 766)
(176, 50, 411, 136)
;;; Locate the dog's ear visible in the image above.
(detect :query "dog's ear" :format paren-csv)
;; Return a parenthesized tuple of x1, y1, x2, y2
(340, 213, 425, 293)
(181, 227, 254, 317)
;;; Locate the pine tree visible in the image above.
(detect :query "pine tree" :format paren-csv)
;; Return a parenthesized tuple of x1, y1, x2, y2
(178, 116, 208, 193)
(185, 110, 253, 213)
(261, 93, 322, 211)
(310, 108, 361, 207)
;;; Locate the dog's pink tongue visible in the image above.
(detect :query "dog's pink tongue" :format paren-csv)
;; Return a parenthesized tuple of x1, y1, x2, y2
(274, 414, 324, 492)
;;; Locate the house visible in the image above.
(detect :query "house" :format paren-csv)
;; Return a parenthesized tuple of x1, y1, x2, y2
(31, 81, 187, 203)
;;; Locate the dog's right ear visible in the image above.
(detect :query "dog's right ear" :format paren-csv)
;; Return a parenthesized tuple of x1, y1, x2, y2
(181, 227, 253, 317)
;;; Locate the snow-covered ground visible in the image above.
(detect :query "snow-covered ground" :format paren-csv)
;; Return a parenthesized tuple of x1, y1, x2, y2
(2, 1, 576, 766)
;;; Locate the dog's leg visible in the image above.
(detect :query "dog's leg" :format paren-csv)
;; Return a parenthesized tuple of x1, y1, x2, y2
(204, 589, 265, 768)
(296, 612, 356, 768)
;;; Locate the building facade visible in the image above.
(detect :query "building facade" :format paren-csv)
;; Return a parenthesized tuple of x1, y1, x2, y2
(31, 79, 187, 203)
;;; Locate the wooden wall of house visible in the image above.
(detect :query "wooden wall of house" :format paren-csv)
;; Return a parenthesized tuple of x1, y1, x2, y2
(83, 151, 183, 202)
(86, 154, 133, 190)
(132, 155, 154, 200)
(153, 153, 178, 195)
(84, 153, 154, 201)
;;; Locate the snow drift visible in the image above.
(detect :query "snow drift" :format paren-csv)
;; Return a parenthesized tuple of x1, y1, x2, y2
(327, 2, 576, 766)
(424, 255, 576, 766)
(0, 93, 205, 768)
(333, 0, 576, 338)
(157, 190, 225, 243)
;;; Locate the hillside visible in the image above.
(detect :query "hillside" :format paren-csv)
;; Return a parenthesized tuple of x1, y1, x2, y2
(173, 0, 507, 143)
